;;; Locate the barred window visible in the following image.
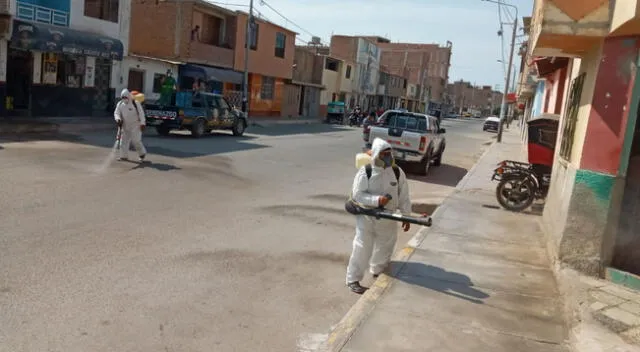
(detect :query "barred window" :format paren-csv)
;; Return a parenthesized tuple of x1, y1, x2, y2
(559, 73, 586, 161)
(261, 76, 275, 100)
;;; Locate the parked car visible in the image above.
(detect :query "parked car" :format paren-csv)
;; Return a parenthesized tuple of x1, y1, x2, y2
(367, 110, 446, 175)
(144, 92, 247, 137)
(483, 116, 500, 132)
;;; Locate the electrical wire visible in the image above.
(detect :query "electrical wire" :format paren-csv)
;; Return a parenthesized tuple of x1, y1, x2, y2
(257, 0, 328, 46)
(206, 1, 249, 7)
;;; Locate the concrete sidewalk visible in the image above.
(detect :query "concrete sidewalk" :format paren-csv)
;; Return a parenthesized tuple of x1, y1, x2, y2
(319, 129, 569, 351)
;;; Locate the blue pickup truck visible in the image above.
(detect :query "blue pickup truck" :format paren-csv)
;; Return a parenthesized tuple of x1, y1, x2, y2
(144, 92, 248, 138)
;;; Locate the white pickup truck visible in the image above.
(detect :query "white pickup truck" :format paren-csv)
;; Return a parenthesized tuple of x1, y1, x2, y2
(368, 110, 446, 175)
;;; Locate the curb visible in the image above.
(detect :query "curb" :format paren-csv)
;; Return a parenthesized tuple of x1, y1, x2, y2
(0, 122, 115, 135)
(318, 138, 498, 352)
(250, 119, 322, 127)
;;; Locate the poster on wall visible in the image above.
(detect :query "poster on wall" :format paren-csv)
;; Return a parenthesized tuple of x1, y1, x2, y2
(42, 53, 58, 85)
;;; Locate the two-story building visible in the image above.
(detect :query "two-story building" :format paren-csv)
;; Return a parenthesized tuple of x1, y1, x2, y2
(330, 35, 381, 112)
(377, 66, 407, 111)
(1, 0, 129, 117)
(319, 54, 355, 116)
(129, 0, 241, 105)
(233, 11, 296, 117)
(280, 46, 324, 118)
(519, 0, 640, 282)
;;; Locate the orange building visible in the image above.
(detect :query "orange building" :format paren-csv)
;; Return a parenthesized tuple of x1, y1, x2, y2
(233, 12, 297, 117)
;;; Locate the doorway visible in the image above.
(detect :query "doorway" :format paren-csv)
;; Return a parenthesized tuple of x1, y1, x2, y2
(6, 48, 33, 113)
(93, 58, 112, 112)
(127, 69, 144, 92)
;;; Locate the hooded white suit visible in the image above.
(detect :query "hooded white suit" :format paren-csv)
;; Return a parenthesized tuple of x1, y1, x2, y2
(114, 89, 147, 159)
(346, 138, 412, 284)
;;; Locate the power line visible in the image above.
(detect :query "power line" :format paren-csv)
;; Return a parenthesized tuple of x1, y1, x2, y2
(257, 0, 327, 45)
(206, 1, 249, 7)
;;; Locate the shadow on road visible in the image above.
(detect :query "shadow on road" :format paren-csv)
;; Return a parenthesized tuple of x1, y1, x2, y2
(248, 123, 352, 136)
(128, 160, 182, 172)
(391, 261, 490, 304)
(0, 130, 269, 159)
(407, 164, 468, 187)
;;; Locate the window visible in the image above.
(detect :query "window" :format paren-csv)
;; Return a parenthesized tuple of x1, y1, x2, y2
(275, 32, 286, 58)
(346, 65, 351, 79)
(153, 73, 166, 93)
(384, 113, 428, 132)
(249, 22, 259, 50)
(84, 0, 119, 23)
(559, 73, 586, 161)
(325, 58, 338, 71)
(261, 76, 275, 100)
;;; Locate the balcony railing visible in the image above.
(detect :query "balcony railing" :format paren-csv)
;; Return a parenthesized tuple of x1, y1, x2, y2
(189, 41, 234, 69)
(17, 1, 69, 27)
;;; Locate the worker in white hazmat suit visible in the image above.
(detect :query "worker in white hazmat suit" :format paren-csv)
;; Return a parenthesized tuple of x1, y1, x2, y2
(346, 137, 412, 294)
(114, 89, 147, 161)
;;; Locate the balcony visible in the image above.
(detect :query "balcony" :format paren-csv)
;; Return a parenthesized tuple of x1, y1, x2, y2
(188, 41, 234, 69)
(610, 0, 640, 36)
(530, 0, 609, 57)
(17, 1, 69, 27)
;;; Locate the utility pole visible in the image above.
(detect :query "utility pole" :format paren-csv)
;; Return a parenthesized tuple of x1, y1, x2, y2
(242, 0, 254, 114)
(482, 0, 518, 143)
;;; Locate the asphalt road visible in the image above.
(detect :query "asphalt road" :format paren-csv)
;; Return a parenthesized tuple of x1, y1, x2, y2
(0, 117, 492, 352)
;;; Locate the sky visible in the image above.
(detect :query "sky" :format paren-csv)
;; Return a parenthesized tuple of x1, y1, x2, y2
(211, 0, 534, 91)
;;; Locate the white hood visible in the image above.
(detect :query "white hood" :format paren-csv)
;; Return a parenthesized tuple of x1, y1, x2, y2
(370, 137, 392, 163)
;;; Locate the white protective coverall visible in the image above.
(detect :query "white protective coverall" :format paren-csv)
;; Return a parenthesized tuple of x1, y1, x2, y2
(346, 138, 412, 284)
(114, 89, 147, 159)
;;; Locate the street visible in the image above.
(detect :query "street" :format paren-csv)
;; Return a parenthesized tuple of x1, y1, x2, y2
(0, 118, 491, 352)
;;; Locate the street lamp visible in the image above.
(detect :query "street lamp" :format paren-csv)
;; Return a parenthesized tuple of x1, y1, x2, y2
(482, 0, 518, 143)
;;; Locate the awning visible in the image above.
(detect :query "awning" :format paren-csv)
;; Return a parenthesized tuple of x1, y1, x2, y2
(10, 19, 124, 60)
(181, 64, 243, 84)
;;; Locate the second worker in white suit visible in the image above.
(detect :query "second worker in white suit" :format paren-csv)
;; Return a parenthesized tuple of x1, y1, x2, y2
(346, 138, 412, 294)
(114, 89, 147, 161)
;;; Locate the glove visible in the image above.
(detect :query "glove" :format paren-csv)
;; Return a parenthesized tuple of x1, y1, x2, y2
(140, 124, 145, 131)
(378, 196, 390, 207)
(402, 222, 410, 232)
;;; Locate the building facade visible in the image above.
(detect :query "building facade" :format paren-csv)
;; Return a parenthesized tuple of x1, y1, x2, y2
(520, 0, 640, 279)
(1, 0, 130, 117)
(233, 11, 296, 116)
(129, 0, 241, 106)
(280, 46, 324, 118)
(366, 37, 452, 116)
(446, 80, 503, 116)
(329, 35, 381, 112)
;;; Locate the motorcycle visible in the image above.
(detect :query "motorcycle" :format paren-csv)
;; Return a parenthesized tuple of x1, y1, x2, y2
(491, 114, 559, 212)
(492, 161, 551, 212)
(348, 112, 362, 126)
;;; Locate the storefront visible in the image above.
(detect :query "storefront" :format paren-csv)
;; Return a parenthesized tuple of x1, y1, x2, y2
(4, 19, 124, 117)
(122, 55, 181, 103)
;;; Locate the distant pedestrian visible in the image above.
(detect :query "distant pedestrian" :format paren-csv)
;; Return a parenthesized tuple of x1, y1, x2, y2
(114, 89, 147, 162)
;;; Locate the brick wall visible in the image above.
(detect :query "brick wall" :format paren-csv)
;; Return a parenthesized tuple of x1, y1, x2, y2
(130, 0, 193, 60)
(233, 13, 296, 79)
(330, 36, 357, 62)
(293, 47, 322, 84)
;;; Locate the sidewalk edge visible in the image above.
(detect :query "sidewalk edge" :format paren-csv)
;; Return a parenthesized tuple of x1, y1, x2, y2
(318, 139, 498, 352)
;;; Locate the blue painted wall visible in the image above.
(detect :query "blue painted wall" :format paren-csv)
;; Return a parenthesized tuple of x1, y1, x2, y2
(18, 0, 70, 12)
(531, 80, 545, 118)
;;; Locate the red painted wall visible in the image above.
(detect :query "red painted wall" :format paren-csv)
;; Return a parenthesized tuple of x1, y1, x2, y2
(581, 36, 639, 175)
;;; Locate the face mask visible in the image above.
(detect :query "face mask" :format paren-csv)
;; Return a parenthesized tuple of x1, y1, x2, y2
(378, 154, 393, 168)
